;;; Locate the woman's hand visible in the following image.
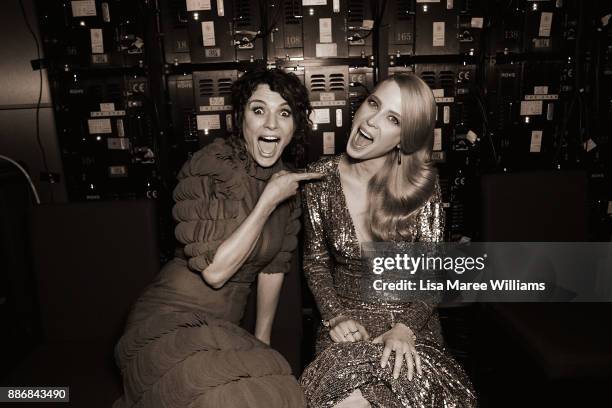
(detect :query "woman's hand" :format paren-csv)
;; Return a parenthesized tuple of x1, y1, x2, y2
(329, 316, 370, 343)
(259, 170, 323, 211)
(372, 323, 422, 380)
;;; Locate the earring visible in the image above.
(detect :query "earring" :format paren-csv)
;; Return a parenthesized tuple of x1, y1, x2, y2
(397, 145, 402, 165)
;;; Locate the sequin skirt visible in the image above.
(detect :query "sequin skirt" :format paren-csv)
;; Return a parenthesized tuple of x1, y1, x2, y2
(300, 340, 476, 408)
(302, 297, 476, 408)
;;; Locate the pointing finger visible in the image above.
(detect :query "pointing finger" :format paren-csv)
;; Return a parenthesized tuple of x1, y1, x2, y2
(291, 172, 324, 182)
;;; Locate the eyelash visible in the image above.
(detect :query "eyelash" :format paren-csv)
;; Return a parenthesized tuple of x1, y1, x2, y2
(252, 107, 292, 117)
(367, 98, 399, 126)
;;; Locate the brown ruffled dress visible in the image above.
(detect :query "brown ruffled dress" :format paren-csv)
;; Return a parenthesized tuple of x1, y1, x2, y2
(113, 138, 305, 407)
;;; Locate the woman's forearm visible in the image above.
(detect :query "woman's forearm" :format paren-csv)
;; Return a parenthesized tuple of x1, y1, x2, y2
(202, 200, 274, 288)
(255, 272, 284, 344)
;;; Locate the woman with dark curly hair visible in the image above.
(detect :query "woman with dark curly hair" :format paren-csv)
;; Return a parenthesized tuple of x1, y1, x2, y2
(113, 68, 320, 408)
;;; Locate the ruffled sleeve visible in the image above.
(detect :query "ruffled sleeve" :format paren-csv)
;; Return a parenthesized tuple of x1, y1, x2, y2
(395, 180, 445, 333)
(171, 138, 245, 273)
(258, 195, 301, 275)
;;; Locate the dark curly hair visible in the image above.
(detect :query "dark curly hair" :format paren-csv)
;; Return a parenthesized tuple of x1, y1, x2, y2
(229, 68, 311, 164)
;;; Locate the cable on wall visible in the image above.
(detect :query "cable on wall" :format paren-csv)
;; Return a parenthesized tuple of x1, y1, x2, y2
(18, 0, 53, 202)
(0, 154, 41, 205)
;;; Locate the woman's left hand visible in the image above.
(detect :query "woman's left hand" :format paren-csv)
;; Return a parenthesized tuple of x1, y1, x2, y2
(372, 323, 422, 380)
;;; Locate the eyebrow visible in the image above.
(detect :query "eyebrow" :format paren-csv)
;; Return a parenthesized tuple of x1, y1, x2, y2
(370, 94, 400, 117)
(248, 99, 291, 108)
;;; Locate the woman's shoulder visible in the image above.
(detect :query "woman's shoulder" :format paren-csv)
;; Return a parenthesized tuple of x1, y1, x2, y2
(177, 138, 239, 179)
(173, 138, 245, 201)
(306, 154, 341, 175)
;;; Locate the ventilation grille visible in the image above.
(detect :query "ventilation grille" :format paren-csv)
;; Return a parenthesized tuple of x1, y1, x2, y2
(199, 78, 214, 97)
(309, 72, 347, 92)
(310, 74, 327, 92)
(329, 73, 346, 91)
(420, 71, 436, 88)
(235, 0, 252, 28)
(284, 0, 301, 25)
(439, 70, 455, 88)
(348, 0, 364, 23)
(217, 77, 233, 95)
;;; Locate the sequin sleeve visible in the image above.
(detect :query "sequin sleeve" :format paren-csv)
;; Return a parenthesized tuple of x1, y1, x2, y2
(302, 176, 345, 321)
(394, 181, 445, 333)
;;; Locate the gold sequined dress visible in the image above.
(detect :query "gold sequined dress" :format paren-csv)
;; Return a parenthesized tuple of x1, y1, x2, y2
(299, 155, 476, 408)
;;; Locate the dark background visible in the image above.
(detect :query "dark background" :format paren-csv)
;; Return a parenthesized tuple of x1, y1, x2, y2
(1, 0, 611, 407)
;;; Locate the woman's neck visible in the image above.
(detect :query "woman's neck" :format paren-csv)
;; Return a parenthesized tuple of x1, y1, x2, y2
(342, 154, 387, 182)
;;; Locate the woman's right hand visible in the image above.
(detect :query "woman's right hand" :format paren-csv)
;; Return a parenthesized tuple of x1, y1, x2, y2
(329, 316, 370, 343)
(259, 170, 323, 210)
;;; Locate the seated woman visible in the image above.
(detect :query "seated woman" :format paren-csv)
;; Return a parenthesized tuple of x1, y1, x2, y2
(113, 68, 320, 408)
(299, 74, 476, 407)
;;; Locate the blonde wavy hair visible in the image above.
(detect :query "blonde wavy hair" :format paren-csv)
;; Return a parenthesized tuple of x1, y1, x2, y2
(368, 74, 438, 241)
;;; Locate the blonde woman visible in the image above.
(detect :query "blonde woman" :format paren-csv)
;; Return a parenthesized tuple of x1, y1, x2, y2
(299, 74, 476, 407)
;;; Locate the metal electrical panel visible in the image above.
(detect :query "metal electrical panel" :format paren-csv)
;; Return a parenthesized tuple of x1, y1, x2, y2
(57, 74, 157, 200)
(485, 62, 522, 164)
(269, 0, 304, 61)
(233, 0, 264, 62)
(522, 0, 564, 54)
(414, 0, 459, 56)
(487, 0, 524, 55)
(302, 0, 349, 59)
(384, 0, 416, 57)
(160, 0, 192, 64)
(453, 64, 480, 153)
(347, 0, 374, 57)
(516, 61, 562, 166)
(192, 70, 238, 145)
(457, 0, 485, 56)
(348, 66, 374, 119)
(167, 74, 198, 165)
(416, 64, 458, 162)
(187, 0, 236, 63)
(305, 65, 350, 161)
(38, 0, 146, 70)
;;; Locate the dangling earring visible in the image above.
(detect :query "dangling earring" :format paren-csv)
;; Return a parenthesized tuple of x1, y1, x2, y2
(396, 145, 402, 165)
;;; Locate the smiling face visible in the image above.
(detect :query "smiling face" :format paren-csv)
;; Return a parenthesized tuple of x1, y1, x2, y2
(242, 84, 295, 168)
(346, 80, 403, 161)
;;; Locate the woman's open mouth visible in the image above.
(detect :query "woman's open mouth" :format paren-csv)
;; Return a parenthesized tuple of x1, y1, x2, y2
(352, 128, 374, 149)
(257, 135, 281, 157)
